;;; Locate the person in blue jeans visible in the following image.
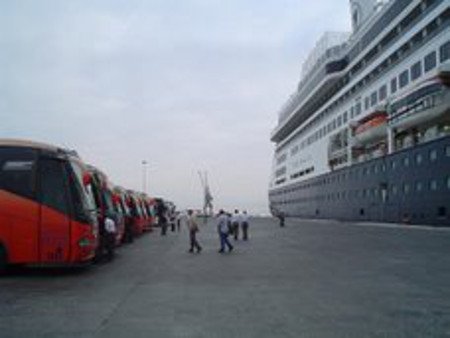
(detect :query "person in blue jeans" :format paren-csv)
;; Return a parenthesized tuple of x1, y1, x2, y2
(217, 209, 233, 253)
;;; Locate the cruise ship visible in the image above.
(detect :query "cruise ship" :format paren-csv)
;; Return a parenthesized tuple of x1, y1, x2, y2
(269, 0, 450, 225)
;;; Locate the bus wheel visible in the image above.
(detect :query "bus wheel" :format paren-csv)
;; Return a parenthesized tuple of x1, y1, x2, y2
(0, 246, 7, 275)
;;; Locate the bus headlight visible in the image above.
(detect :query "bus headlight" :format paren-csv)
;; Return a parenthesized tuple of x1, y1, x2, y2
(78, 238, 92, 247)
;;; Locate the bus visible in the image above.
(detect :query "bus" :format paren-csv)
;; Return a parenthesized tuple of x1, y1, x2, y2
(0, 139, 98, 272)
(126, 190, 146, 236)
(113, 186, 134, 243)
(87, 165, 124, 258)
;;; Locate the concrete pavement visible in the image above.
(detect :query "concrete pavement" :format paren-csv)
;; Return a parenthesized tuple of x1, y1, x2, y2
(1, 217, 450, 338)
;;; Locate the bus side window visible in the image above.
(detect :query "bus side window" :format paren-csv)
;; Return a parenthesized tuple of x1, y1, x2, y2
(0, 147, 36, 200)
(38, 159, 69, 215)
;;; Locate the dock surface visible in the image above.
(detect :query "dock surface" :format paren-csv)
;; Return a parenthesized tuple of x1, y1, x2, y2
(1, 218, 450, 338)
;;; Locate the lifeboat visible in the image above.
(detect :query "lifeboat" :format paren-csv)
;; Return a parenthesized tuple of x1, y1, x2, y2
(352, 110, 387, 145)
(388, 76, 450, 131)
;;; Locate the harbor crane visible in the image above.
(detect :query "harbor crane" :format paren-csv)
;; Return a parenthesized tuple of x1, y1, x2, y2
(198, 170, 213, 218)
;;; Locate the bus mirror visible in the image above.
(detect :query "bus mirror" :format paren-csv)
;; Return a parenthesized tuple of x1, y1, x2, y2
(83, 173, 92, 186)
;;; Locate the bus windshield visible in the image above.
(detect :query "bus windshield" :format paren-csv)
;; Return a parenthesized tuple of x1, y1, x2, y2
(69, 161, 96, 214)
(103, 190, 115, 214)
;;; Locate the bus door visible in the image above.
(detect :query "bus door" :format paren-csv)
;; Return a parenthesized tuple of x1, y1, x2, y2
(38, 157, 71, 263)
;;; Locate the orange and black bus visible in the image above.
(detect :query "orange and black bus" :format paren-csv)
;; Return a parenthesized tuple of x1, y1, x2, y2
(0, 139, 98, 271)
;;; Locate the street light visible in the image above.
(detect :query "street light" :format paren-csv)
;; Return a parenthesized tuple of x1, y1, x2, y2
(142, 160, 148, 193)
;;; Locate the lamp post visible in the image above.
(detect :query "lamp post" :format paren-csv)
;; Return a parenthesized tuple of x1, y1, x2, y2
(142, 160, 148, 193)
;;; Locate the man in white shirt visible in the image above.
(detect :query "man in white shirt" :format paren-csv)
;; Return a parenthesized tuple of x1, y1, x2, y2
(186, 210, 202, 253)
(217, 210, 233, 253)
(231, 209, 241, 240)
(104, 216, 117, 261)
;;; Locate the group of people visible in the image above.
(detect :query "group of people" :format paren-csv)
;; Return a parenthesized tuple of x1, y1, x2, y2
(184, 209, 251, 254)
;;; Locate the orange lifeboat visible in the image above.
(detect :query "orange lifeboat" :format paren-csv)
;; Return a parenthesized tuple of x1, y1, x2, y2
(352, 111, 387, 144)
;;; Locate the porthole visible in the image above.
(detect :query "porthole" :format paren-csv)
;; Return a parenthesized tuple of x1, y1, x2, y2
(429, 149, 437, 162)
(416, 153, 423, 165)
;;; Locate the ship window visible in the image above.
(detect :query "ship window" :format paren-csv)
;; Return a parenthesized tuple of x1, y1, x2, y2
(411, 31, 423, 46)
(353, 10, 359, 28)
(416, 153, 423, 165)
(440, 41, 450, 63)
(399, 42, 410, 56)
(430, 179, 438, 191)
(391, 185, 397, 195)
(380, 28, 397, 48)
(403, 157, 410, 167)
(337, 116, 342, 127)
(403, 183, 410, 194)
(399, 5, 422, 31)
(410, 61, 422, 81)
(355, 102, 362, 116)
(416, 181, 423, 192)
(391, 160, 397, 170)
(370, 91, 377, 107)
(426, 19, 438, 36)
(343, 111, 348, 123)
(364, 97, 370, 110)
(379, 85, 387, 101)
(424, 51, 437, 72)
(429, 149, 437, 162)
(399, 70, 409, 88)
(390, 51, 400, 65)
(424, 0, 437, 8)
(350, 107, 355, 119)
(391, 78, 397, 94)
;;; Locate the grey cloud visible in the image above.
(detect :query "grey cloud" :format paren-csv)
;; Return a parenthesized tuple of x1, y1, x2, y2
(1, 0, 350, 214)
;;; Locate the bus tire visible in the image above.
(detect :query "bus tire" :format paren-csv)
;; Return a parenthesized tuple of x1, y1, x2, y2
(0, 245, 7, 275)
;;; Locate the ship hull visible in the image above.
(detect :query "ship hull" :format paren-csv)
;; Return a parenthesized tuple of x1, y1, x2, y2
(269, 136, 450, 226)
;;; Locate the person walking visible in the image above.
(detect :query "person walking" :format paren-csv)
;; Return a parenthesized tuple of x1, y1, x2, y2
(217, 210, 233, 253)
(176, 212, 181, 232)
(231, 209, 241, 240)
(170, 211, 176, 232)
(160, 213, 168, 235)
(187, 210, 202, 253)
(241, 210, 250, 241)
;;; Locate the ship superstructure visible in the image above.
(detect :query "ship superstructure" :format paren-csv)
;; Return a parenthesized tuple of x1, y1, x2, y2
(269, 0, 450, 225)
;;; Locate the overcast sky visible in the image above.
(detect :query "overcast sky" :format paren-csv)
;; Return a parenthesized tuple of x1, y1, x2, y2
(1, 1, 351, 214)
